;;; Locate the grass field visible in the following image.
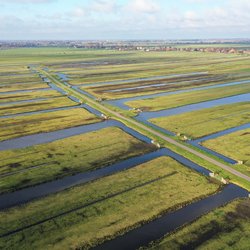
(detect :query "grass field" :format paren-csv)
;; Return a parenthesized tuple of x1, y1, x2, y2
(0, 89, 61, 103)
(83, 73, 250, 100)
(126, 82, 250, 111)
(148, 198, 250, 250)
(61, 53, 250, 85)
(0, 156, 219, 249)
(0, 65, 30, 74)
(0, 76, 41, 85)
(0, 108, 100, 141)
(150, 102, 250, 139)
(0, 82, 48, 93)
(0, 96, 77, 116)
(0, 47, 249, 249)
(203, 128, 250, 176)
(0, 127, 155, 193)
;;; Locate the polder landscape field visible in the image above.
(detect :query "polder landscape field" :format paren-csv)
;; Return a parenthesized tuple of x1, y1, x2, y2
(0, 47, 249, 250)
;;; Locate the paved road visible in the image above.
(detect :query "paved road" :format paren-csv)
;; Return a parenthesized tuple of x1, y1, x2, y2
(42, 70, 250, 183)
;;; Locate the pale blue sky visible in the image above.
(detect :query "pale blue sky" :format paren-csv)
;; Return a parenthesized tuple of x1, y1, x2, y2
(0, 0, 249, 40)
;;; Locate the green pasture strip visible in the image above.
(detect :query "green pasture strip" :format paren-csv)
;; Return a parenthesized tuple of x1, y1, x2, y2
(0, 96, 76, 116)
(203, 128, 250, 170)
(0, 89, 61, 103)
(85, 75, 250, 100)
(0, 82, 48, 93)
(147, 198, 250, 250)
(150, 102, 250, 139)
(0, 156, 219, 249)
(68, 56, 250, 85)
(0, 127, 155, 193)
(126, 82, 250, 111)
(0, 108, 100, 141)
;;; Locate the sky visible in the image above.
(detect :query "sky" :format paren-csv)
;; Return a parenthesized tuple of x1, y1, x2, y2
(0, 0, 249, 40)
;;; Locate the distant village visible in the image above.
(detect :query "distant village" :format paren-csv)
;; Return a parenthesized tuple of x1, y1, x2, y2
(0, 39, 250, 55)
(130, 46, 250, 55)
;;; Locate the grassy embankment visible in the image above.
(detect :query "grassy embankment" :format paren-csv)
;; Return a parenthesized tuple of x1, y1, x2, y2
(125, 82, 250, 111)
(0, 156, 219, 249)
(147, 198, 250, 250)
(0, 96, 77, 116)
(0, 127, 155, 193)
(150, 102, 250, 139)
(0, 108, 100, 141)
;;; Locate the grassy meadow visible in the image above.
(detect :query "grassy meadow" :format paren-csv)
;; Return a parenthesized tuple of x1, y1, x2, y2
(203, 128, 250, 176)
(0, 47, 249, 249)
(147, 198, 250, 250)
(0, 96, 77, 116)
(0, 107, 100, 141)
(126, 82, 250, 111)
(0, 82, 48, 93)
(0, 127, 155, 193)
(150, 102, 250, 139)
(57, 52, 250, 85)
(0, 156, 219, 249)
(0, 89, 61, 103)
(83, 73, 249, 100)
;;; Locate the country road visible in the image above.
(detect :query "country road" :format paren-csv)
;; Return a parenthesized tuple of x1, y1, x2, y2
(42, 70, 250, 183)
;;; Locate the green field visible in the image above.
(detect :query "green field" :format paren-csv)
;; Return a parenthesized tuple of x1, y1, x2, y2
(0, 156, 219, 249)
(0, 82, 48, 93)
(0, 96, 76, 116)
(150, 102, 250, 139)
(126, 82, 250, 111)
(60, 52, 250, 86)
(148, 198, 250, 250)
(0, 89, 61, 103)
(203, 128, 250, 176)
(0, 76, 41, 85)
(0, 108, 100, 141)
(0, 47, 249, 249)
(0, 127, 155, 193)
(84, 73, 250, 100)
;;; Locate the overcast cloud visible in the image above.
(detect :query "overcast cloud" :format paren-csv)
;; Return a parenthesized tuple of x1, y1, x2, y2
(0, 0, 249, 40)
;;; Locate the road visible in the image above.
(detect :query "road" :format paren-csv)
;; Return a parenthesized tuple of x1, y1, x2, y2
(42, 70, 250, 183)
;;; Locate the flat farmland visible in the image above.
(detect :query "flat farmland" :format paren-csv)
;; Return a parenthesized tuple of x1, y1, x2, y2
(0, 96, 77, 116)
(0, 47, 249, 250)
(0, 71, 49, 93)
(51, 52, 250, 86)
(0, 64, 31, 74)
(150, 102, 250, 139)
(0, 74, 41, 85)
(148, 198, 250, 250)
(0, 127, 155, 193)
(0, 82, 49, 93)
(83, 73, 248, 100)
(0, 156, 219, 249)
(125, 82, 250, 111)
(0, 89, 61, 103)
(203, 128, 250, 175)
(0, 108, 100, 141)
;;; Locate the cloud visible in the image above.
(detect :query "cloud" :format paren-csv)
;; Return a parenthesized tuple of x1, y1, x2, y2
(126, 0, 160, 14)
(1, 0, 250, 39)
(73, 7, 86, 17)
(0, 0, 55, 3)
(90, 0, 118, 13)
(71, 0, 119, 19)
